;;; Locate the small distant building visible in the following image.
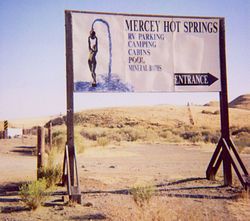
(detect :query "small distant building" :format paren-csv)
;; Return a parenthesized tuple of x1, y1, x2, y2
(7, 128, 23, 138)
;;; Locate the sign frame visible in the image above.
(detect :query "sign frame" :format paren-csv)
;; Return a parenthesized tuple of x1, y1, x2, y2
(64, 10, 249, 202)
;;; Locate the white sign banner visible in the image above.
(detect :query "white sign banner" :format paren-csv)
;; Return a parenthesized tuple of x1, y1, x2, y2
(69, 11, 221, 92)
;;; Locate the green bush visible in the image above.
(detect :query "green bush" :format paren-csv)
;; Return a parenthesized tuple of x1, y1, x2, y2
(19, 179, 49, 210)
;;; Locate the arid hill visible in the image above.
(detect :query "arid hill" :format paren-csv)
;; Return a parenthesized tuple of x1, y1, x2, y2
(47, 105, 250, 152)
(229, 94, 250, 110)
(204, 94, 250, 111)
(203, 100, 219, 107)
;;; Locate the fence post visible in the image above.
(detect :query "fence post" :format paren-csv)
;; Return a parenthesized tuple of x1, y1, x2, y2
(48, 121, 52, 150)
(37, 126, 45, 179)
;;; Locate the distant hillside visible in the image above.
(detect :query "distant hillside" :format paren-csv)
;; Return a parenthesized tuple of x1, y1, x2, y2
(229, 94, 250, 110)
(204, 101, 219, 107)
(54, 105, 249, 149)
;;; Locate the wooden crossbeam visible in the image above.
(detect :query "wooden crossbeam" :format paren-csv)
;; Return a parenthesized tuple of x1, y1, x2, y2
(62, 144, 81, 203)
(229, 138, 249, 176)
(206, 138, 223, 180)
(221, 139, 245, 187)
(207, 136, 249, 190)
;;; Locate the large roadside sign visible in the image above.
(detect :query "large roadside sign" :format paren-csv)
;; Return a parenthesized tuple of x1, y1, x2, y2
(65, 11, 250, 200)
(69, 11, 221, 92)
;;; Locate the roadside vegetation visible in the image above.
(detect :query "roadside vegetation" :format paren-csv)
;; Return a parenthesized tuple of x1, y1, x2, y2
(19, 143, 63, 210)
(19, 179, 49, 210)
(45, 105, 249, 153)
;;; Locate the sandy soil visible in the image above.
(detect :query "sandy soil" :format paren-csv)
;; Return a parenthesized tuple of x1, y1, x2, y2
(0, 137, 249, 220)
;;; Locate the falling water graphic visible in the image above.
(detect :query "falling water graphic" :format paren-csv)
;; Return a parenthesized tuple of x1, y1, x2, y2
(74, 19, 133, 92)
(92, 19, 112, 82)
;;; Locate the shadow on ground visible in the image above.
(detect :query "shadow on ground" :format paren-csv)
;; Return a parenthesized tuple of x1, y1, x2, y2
(0, 182, 67, 213)
(11, 145, 36, 156)
(81, 177, 242, 200)
(70, 213, 107, 220)
(0, 182, 29, 213)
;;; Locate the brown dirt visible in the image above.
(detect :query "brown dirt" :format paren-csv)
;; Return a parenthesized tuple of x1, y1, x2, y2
(0, 137, 250, 220)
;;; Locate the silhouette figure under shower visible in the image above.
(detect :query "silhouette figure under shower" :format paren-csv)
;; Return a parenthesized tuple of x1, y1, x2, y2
(88, 29, 98, 87)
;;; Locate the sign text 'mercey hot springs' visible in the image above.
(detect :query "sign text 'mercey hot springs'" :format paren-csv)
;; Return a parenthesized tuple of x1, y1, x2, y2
(125, 19, 218, 33)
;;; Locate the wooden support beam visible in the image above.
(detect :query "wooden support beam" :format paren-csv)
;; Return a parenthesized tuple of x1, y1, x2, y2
(206, 138, 222, 179)
(65, 10, 81, 204)
(222, 139, 245, 187)
(48, 121, 52, 150)
(37, 126, 45, 179)
(229, 138, 249, 176)
(212, 151, 223, 180)
(65, 10, 75, 186)
(218, 18, 232, 186)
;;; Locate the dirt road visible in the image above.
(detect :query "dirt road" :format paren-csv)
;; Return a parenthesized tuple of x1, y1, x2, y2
(0, 138, 249, 220)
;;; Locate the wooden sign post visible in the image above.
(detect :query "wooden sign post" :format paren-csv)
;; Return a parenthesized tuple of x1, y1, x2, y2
(65, 11, 81, 203)
(206, 19, 249, 189)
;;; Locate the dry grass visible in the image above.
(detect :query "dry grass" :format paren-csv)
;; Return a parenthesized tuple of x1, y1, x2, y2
(237, 189, 250, 203)
(50, 105, 250, 151)
(127, 194, 226, 221)
(9, 103, 249, 149)
(130, 184, 155, 208)
(51, 125, 85, 154)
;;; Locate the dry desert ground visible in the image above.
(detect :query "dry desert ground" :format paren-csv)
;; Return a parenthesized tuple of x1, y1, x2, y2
(0, 105, 250, 220)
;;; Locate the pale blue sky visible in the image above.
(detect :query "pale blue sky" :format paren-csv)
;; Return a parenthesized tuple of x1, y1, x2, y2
(0, 0, 249, 119)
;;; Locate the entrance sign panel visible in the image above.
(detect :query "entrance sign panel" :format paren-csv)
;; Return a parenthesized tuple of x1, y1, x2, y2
(71, 11, 221, 92)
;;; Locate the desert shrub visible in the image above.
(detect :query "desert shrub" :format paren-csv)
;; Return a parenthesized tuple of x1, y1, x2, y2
(52, 130, 66, 152)
(108, 132, 122, 142)
(159, 130, 172, 139)
(74, 113, 86, 125)
(180, 131, 201, 143)
(231, 126, 250, 149)
(125, 129, 140, 141)
(201, 131, 219, 144)
(201, 110, 219, 115)
(234, 136, 250, 149)
(97, 137, 109, 147)
(130, 184, 155, 208)
(74, 132, 85, 153)
(121, 128, 146, 142)
(158, 130, 183, 143)
(213, 110, 220, 115)
(38, 164, 62, 188)
(19, 179, 49, 210)
(80, 129, 106, 141)
(231, 126, 250, 136)
(38, 147, 63, 188)
(144, 128, 158, 142)
(51, 128, 85, 154)
(81, 130, 97, 140)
